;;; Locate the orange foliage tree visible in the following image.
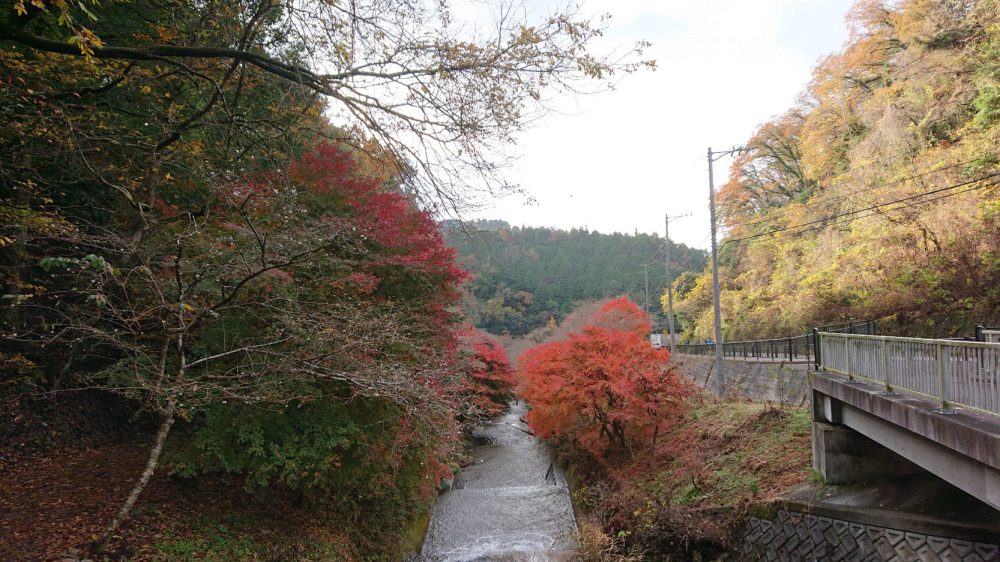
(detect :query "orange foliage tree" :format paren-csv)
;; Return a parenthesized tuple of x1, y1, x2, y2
(456, 326, 517, 421)
(519, 299, 692, 459)
(589, 296, 653, 336)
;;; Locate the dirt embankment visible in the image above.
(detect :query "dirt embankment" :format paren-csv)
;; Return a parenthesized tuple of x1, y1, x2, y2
(568, 396, 814, 561)
(1, 394, 361, 561)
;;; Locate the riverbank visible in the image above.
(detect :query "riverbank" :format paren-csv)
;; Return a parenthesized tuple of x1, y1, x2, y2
(565, 396, 814, 560)
(561, 390, 1000, 561)
(0, 433, 363, 561)
(0, 393, 426, 561)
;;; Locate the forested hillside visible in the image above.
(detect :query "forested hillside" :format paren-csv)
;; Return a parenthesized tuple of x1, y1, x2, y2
(671, 0, 1000, 341)
(445, 220, 706, 335)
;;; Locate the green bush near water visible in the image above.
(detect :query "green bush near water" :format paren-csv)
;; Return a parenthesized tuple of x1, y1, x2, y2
(168, 395, 441, 556)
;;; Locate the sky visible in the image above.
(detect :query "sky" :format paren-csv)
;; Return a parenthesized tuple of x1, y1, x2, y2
(468, 0, 856, 250)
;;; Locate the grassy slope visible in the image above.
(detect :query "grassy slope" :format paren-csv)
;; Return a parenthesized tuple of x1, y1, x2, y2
(572, 396, 813, 560)
(654, 400, 812, 506)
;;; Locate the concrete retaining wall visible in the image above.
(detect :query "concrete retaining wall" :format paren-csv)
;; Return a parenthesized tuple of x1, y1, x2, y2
(741, 502, 1000, 561)
(673, 354, 811, 406)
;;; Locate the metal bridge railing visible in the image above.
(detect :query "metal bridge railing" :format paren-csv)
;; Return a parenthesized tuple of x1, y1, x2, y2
(675, 320, 876, 363)
(818, 332, 1000, 416)
(676, 335, 814, 361)
(983, 329, 1000, 344)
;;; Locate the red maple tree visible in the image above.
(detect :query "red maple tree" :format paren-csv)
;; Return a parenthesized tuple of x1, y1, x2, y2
(589, 296, 652, 336)
(289, 143, 468, 317)
(456, 326, 517, 419)
(519, 299, 692, 459)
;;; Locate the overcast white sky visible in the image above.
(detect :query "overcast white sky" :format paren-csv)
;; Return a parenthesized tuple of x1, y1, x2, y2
(469, 0, 856, 249)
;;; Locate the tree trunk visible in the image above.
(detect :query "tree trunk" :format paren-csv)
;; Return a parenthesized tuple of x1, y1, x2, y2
(50, 343, 76, 393)
(94, 408, 175, 551)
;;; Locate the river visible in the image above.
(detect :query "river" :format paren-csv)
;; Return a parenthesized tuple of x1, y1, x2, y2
(419, 401, 578, 561)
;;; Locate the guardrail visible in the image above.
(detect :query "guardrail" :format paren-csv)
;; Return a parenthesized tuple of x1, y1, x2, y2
(676, 335, 813, 361)
(818, 332, 1000, 416)
(676, 320, 876, 363)
(983, 329, 1000, 344)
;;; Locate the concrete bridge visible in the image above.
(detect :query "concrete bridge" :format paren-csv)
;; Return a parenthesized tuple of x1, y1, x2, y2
(810, 332, 1000, 512)
(673, 331, 1000, 558)
(674, 329, 1000, 510)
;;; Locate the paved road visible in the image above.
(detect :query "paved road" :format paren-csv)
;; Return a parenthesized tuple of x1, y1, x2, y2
(420, 402, 577, 561)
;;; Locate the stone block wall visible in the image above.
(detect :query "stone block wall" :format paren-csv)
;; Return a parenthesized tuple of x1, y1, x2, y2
(741, 506, 1000, 561)
(673, 354, 811, 406)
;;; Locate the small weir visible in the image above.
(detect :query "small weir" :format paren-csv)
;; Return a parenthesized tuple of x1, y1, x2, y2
(420, 401, 578, 561)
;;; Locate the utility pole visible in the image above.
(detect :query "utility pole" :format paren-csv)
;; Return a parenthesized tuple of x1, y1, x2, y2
(706, 145, 745, 393)
(643, 264, 650, 314)
(664, 212, 690, 358)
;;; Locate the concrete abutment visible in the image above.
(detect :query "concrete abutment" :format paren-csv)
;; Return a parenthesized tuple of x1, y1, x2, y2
(811, 372, 1000, 511)
(812, 421, 923, 485)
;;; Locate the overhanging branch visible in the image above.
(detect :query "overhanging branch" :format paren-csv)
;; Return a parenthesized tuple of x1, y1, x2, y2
(0, 30, 328, 93)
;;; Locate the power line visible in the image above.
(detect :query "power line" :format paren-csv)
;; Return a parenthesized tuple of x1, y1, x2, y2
(641, 244, 667, 266)
(678, 171, 998, 278)
(633, 228, 707, 299)
(726, 157, 988, 232)
(722, 171, 1000, 246)
(622, 267, 644, 298)
(725, 176, 1000, 247)
(600, 230, 687, 300)
(685, 232, 715, 277)
(708, 144, 971, 183)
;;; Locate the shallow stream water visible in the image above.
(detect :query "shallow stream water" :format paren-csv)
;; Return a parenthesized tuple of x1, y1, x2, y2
(419, 401, 578, 561)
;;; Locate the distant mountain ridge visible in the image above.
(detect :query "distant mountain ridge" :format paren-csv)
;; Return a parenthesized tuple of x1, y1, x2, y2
(444, 220, 706, 335)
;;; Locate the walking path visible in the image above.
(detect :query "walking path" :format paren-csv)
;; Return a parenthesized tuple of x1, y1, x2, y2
(420, 401, 578, 561)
